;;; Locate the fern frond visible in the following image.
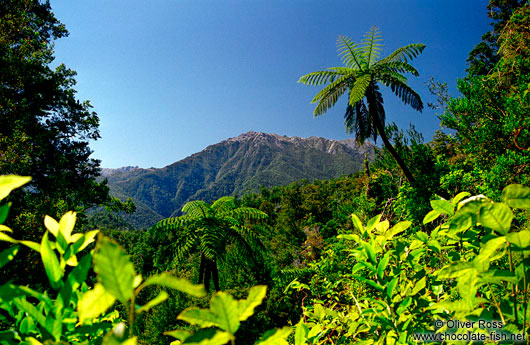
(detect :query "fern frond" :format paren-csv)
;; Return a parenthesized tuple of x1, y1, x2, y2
(276, 268, 315, 286)
(312, 75, 350, 116)
(348, 74, 371, 106)
(376, 61, 419, 76)
(298, 69, 348, 86)
(231, 207, 268, 222)
(173, 230, 199, 265)
(378, 76, 423, 112)
(182, 200, 210, 218)
(337, 35, 365, 71)
(379, 43, 426, 64)
(211, 196, 236, 216)
(361, 26, 384, 67)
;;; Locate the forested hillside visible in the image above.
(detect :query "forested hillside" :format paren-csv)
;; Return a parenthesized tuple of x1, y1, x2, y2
(1, 1, 529, 345)
(94, 131, 375, 229)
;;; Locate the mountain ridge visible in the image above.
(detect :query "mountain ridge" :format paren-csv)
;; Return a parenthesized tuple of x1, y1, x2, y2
(99, 131, 375, 228)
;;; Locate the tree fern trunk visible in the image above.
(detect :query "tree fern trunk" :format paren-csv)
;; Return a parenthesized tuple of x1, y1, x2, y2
(204, 262, 211, 292)
(212, 260, 220, 292)
(374, 117, 416, 184)
(366, 84, 416, 184)
(198, 254, 206, 284)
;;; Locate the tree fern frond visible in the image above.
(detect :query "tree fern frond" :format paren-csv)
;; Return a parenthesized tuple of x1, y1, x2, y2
(211, 196, 236, 216)
(182, 200, 210, 218)
(376, 61, 419, 76)
(298, 69, 348, 86)
(345, 100, 373, 144)
(173, 231, 199, 264)
(337, 35, 365, 70)
(348, 74, 371, 106)
(151, 216, 189, 232)
(379, 43, 426, 64)
(361, 26, 384, 67)
(231, 207, 268, 222)
(379, 76, 424, 111)
(312, 75, 350, 116)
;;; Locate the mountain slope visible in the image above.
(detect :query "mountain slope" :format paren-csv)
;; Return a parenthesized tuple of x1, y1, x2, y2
(101, 131, 375, 228)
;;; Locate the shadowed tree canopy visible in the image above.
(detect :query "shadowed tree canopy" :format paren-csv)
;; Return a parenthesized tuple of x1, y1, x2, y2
(299, 26, 425, 183)
(466, 0, 526, 76)
(0, 0, 132, 283)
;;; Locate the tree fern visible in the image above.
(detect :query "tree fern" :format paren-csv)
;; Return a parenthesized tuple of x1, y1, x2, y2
(298, 26, 425, 183)
(152, 196, 268, 291)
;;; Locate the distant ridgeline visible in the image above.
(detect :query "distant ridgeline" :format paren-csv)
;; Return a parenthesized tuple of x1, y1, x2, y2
(94, 131, 375, 229)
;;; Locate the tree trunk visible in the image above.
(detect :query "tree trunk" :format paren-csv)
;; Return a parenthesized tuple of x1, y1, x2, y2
(211, 260, 220, 292)
(366, 84, 416, 184)
(203, 262, 211, 292)
(373, 117, 416, 184)
(198, 254, 206, 284)
(374, 117, 416, 184)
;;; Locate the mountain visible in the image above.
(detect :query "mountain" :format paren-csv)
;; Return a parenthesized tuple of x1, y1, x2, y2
(99, 131, 375, 229)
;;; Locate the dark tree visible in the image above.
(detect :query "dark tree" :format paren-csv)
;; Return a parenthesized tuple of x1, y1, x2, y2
(0, 0, 130, 283)
(466, 0, 526, 76)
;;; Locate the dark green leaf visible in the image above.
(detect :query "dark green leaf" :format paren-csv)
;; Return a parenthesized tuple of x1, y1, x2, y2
(0, 245, 18, 270)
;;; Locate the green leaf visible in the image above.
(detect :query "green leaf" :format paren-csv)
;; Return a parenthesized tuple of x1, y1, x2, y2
(179, 329, 232, 345)
(337, 233, 360, 242)
(142, 272, 206, 297)
(71, 230, 99, 254)
(501, 184, 530, 209)
(354, 275, 385, 292)
(479, 270, 518, 285)
(40, 231, 63, 290)
(478, 203, 513, 235)
(0, 203, 10, 225)
(506, 230, 530, 250)
(238, 285, 267, 322)
(351, 214, 364, 233)
(12, 298, 48, 335)
(385, 221, 411, 240)
(137, 291, 169, 313)
(387, 277, 398, 299)
(452, 192, 471, 205)
(78, 283, 117, 323)
(449, 213, 473, 233)
(0, 245, 18, 270)
(410, 277, 426, 296)
(474, 237, 507, 271)
(396, 297, 412, 315)
(294, 322, 309, 345)
(365, 214, 382, 233)
(178, 308, 219, 328)
(94, 236, 135, 304)
(0, 175, 31, 200)
(362, 242, 377, 264)
(210, 292, 241, 334)
(431, 199, 454, 216)
(164, 330, 192, 340)
(423, 210, 441, 225)
(437, 262, 475, 279)
(255, 327, 292, 345)
(376, 252, 390, 281)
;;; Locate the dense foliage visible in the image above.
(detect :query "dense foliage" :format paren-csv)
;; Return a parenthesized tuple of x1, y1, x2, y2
(0, 0, 132, 285)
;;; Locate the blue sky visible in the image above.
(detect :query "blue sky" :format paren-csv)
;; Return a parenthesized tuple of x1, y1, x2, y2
(50, 0, 491, 168)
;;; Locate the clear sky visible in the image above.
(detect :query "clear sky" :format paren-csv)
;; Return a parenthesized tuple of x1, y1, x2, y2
(49, 0, 491, 169)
